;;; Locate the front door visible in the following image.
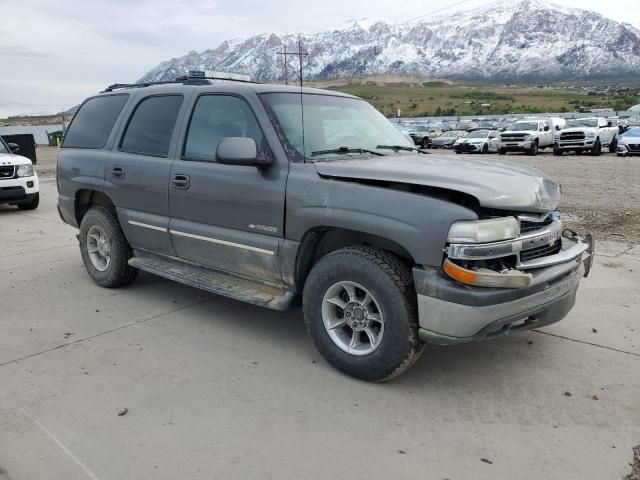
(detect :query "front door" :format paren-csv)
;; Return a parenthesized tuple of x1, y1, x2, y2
(168, 94, 287, 284)
(105, 94, 186, 256)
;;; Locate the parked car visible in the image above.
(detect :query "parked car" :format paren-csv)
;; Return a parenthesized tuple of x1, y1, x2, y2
(616, 126, 640, 157)
(57, 78, 594, 382)
(431, 130, 468, 149)
(393, 124, 414, 144)
(0, 136, 39, 210)
(453, 129, 500, 154)
(409, 125, 436, 148)
(553, 118, 618, 156)
(498, 119, 553, 155)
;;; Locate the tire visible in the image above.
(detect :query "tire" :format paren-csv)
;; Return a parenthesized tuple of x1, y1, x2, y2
(609, 137, 617, 153)
(421, 138, 429, 149)
(499, 148, 507, 155)
(303, 246, 424, 382)
(591, 139, 601, 156)
(528, 141, 538, 156)
(481, 144, 489, 154)
(553, 147, 562, 156)
(17, 192, 39, 210)
(79, 206, 138, 288)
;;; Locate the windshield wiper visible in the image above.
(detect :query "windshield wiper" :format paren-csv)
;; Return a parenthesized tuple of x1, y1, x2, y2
(310, 146, 385, 157)
(376, 145, 430, 154)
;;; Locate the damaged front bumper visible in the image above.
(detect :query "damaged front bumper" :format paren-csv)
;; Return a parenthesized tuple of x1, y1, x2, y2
(413, 231, 594, 345)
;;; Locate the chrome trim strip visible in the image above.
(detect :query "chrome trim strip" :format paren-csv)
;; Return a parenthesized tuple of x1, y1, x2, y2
(169, 230, 275, 256)
(447, 220, 563, 261)
(128, 220, 168, 232)
(517, 237, 589, 270)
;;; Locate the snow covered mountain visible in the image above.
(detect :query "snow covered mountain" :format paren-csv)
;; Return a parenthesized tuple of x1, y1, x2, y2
(138, 0, 640, 83)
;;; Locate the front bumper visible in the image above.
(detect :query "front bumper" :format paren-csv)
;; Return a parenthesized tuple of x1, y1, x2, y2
(617, 144, 640, 156)
(0, 174, 39, 204)
(413, 234, 593, 345)
(453, 143, 482, 153)
(555, 139, 595, 150)
(498, 140, 533, 151)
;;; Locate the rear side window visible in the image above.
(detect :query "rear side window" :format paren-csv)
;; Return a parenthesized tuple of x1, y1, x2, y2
(120, 95, 183, 156)
(62, 95, 128, 149)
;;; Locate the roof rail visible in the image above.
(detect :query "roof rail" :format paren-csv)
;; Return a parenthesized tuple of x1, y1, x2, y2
(101, 75, 260, 93)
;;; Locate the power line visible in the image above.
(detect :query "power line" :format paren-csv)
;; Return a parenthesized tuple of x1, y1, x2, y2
(277, 37, 309, 87)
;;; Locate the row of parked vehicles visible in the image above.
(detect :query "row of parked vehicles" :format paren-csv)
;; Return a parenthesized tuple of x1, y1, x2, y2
(401, 116, 640, 156)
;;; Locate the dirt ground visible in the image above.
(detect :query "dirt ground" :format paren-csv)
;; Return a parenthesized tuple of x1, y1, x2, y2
(34, 145, 640, 241)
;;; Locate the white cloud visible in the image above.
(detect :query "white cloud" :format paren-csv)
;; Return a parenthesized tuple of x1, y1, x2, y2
(1, 0, 639, 116)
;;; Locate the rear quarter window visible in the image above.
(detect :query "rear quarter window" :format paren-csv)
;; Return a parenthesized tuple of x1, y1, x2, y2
(62, 94, 129, 149)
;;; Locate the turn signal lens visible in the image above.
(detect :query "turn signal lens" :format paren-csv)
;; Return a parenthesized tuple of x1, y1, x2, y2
(443, 259, 532, 289)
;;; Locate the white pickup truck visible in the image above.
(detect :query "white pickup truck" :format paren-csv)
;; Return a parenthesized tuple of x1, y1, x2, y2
(498, 119, 554, 156)
(553, 117, 618, 156)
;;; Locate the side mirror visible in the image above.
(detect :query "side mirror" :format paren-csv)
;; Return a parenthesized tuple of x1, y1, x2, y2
(544, 126, 550, 131)
(555, 125, 561, 131)
(7, 142, 19, 153)
(216, 137, 272, 168)
(607, 121, 613, 127)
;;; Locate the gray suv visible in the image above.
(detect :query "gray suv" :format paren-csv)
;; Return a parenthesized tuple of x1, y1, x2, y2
(57, 77, 594, 381)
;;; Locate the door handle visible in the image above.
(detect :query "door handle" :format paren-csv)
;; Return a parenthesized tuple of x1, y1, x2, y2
(110, 166, 125, 179)
(171, 174, 190, 189)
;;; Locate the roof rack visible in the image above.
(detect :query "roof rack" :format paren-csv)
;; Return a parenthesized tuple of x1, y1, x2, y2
(101, 75, 260, 93)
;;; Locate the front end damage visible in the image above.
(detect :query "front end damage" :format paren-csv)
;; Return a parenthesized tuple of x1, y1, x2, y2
(413, 211, 594, 344)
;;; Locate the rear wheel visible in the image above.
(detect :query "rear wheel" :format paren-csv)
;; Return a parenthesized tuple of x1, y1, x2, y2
(303, 246, 423, 382)
(421, 138, 430, 149)
(79, 206, 138, 288)
(609, 137, 618, 153)
(17, 192, 39, 210)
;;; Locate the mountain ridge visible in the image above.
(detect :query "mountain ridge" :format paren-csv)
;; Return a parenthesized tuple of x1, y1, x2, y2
(139, 0, 640, 84)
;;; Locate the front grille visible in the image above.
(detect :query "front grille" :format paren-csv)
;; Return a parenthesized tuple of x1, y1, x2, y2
(0, 165, 15, 179)
(560, 132, 585, 140)
(520, 216, 553, 234)
(628, 144, 640, 152)
(520, 239, 562, 262)
(501, 133, 526, 141)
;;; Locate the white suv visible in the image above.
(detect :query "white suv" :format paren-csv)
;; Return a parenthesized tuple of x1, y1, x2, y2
(0, 137, 39, 210)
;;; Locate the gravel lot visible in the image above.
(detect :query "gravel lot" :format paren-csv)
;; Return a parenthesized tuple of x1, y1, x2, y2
(0, 180, 638, 480)
(34, 145, 640, 241)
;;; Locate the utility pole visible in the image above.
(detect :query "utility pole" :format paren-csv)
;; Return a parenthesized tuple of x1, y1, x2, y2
(277, 38, 308, 87)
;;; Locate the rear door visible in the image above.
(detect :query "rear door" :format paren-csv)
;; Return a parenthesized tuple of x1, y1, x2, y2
(168, 93, 287, 284)
(104, 94, 187, 256)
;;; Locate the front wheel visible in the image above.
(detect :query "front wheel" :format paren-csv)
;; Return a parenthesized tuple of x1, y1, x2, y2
(499, 148, 507, 155)
(609, 137, 618, 153)
(79, 206, 138, 288)
(591, 139, 602, 156)
(303, 246, 423, 382)
(553, 147, 562, 156)
(17, 192, 39, 210)
(528, 141, 539, 156)
(481, 144, 489, 154)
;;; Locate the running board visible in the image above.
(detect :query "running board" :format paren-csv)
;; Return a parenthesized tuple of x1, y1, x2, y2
(129, 251, 295, 311)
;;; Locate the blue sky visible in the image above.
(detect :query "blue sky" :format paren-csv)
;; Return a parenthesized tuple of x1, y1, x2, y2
(1, 0, 639, 117)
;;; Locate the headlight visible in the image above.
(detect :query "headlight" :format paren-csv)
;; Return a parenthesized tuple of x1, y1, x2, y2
(447, 217, 519, 244)
(585, 131, 596, 138)
(524, 135, 535, 141)
(16, 164, 34, 177)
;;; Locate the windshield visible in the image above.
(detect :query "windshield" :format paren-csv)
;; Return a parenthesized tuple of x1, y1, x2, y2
(467, 130, 489, 139)
(260, 93, 412, 161)
(0, 138, 8, 154)
(507, 122, 539, 131)
(566, 119, 598, 128)
(622, 127, 640, 137)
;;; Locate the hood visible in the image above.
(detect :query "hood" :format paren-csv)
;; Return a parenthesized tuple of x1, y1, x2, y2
(0, 152, 32, 166)
(432, 136, 456, 144)
(313, 154, 561, 213)
(561, 127, 596, 133)
(620, 135, 640, 143)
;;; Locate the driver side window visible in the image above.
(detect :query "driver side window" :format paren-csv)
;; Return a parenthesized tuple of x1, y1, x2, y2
(183, 95, 265, 162)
